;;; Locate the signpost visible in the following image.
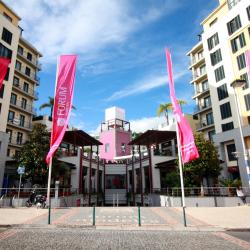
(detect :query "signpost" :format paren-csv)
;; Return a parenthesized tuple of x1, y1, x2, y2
(17, 166, 25, 207)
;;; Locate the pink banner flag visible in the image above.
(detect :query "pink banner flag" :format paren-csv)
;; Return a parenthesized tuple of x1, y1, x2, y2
(0, 57, 10, 89)
(165, 48, 199, 163)
(46, 55, 77, 164)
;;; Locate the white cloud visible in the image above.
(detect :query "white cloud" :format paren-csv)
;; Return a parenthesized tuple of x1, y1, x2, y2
(106, 70, 187, 101)
(8, 0, 181, 65)
(130, 116, 166, 133)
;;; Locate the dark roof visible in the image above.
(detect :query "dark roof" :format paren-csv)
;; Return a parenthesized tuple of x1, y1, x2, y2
(62, 130, 102, 146)
(155, 159, 177, 169)
(128, 130, 176, 146)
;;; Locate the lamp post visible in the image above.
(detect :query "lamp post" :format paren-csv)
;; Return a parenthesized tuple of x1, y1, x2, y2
(231, 79, 250, 187)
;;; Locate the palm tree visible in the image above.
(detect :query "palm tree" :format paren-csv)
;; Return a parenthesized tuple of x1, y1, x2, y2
(157, 100, 187, 125)
(39, 96, 76, 118)
(157, 103, 173, 125)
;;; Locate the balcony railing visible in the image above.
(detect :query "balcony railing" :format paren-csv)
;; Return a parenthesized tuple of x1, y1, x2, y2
(7, 118, 32, 130)
(194, 103, 212, 113)
(189, 56, 204, 67)
(193, 87, 209, 96)
(15, 65, 40, 83)
(196, 121, 214, 130)
(10, 99, 36, 114)
(13, 82, 38, 99)
(8, 135, 26, 146)
(17, 50, 42, 70)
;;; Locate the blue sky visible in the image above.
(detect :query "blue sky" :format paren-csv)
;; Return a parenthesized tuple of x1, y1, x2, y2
(9, 0, 218, 134)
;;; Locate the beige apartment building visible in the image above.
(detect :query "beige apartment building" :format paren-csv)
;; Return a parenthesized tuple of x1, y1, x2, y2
(0, 1, 42, 187)
(188, 0, 250, 187)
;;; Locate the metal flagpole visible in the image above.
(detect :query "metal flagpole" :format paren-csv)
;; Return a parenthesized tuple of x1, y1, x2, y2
(176, 122, 187, 227)
(47, 158, 52, 224)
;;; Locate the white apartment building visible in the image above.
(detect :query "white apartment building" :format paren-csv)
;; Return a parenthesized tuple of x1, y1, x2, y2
(0, 1, 42, 188)
(188, 0, 250, 187)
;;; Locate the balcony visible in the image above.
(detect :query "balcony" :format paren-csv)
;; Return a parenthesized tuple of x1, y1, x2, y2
(192, 87, 210, 99)
(7, 118, 32, 131)
(15, 66, 40, 85)
(10, 99, 36, 115)
(190, 71, 207, 84)
(189, 56, 205, 70)
(196, 122, 215, 132)
(193, 104, 212, 115)
(17, 50, 42, 71)
(8, 135, 26, 147)
(12, 82, 38, 100)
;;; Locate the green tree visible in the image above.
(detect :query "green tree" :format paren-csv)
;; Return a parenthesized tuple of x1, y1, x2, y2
(15, 123, 64, 186)
(39, 96, 76, 117)
(183, 133, 221, 187)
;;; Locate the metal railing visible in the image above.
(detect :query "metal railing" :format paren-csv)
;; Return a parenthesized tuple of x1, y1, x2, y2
(13, 82, 38, 99)
(10, 99, 35, 114)
(17, 50, 42, 69)
(8, 135, 27, 146)
(15, 65, 40, 83)
(8, 118, 32, 130)
(152, 187, 250, 197)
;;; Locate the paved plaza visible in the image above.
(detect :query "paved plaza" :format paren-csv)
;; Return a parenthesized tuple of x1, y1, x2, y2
(0, 228, 249, 250)
(0, 207, 250, 249)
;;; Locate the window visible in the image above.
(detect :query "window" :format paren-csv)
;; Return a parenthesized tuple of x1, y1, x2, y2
(21, 98, 27, 109)
(10, 93, 17, 105)
(200, 65, 206, 75)
(227, 15, 241, 35)
(0, 85, 4, 98)
(209, 18, 217, 27)
(208, 130, 215, 142)
(8, 111, 15, 122)
(105, 143, 110, 153)
(25, 67, 30, 76)
(210, 49, 222, 66)
(222, 122, 234, 131)
(244, 94, 250, 111)
(27, 52, 32, 61)
(17, 46, 23, 55)
(2, 28, 12, 45)
(203, 96, 211, 108)
(0, 43, 12, 59)
(217, 84, 229, 100)
(19, 115, 25, 127)
(6, 129, 12, 143)
(220, 102, 232, 119)
(23, 82, 29, 93)
(237, 53, 246, 70)
(17, 132, 23, 145)
(247, 5, 250, 20)
(240, 73, 249, 89)
(226, 144, 236, 161)
(214, 66, 225, 82)
(207, 33, 219, 50)
(231, 33, 246, 53)
(206, 112, 214, 125)
(105, 175, 125, 189)
(3, 12, 12, 22)
(121, 143, 126, 152)
(13, 77, 19, 87)
(202, 80, 208, 92)
(15, 61, 21, 70)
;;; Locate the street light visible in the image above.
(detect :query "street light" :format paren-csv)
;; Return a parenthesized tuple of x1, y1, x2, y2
(230, 79, 250, 187)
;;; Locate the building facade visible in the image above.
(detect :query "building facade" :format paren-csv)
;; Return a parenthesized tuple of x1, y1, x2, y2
(0, 1, 42, 187)
(188, 0, 250, 186)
